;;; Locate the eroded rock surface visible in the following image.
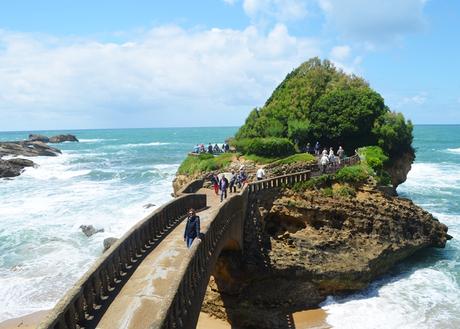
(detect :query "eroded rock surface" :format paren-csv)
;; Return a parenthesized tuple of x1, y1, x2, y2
(385, 149, 415, 189)
(202, 186, 450, 328)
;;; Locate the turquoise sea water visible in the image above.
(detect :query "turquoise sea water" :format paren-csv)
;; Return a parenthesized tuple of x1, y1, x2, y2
(0, 127, 237, 321)
(0, 126, 459, 328)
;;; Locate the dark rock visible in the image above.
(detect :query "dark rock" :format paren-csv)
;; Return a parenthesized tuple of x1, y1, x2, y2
(0, 158, 36, 178)
(0, 141, 61, 158)
(103, 237, 119, 252)
(49, 134, 79, 143)
(80, 225, 104, 237)
(28, 134, 50, 143)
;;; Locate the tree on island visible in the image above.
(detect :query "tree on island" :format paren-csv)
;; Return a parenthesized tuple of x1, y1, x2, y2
(235, 57, 413, 160)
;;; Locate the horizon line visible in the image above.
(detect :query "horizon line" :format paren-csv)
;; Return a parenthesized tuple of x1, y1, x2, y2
(1, 123, 460, 134)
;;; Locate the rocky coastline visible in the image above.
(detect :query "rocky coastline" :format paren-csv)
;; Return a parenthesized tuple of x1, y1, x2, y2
(0, 134, 78, 179)
(174, 151, 451, 328)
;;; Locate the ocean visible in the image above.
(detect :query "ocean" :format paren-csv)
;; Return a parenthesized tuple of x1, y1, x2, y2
(0, 126, 459, 328)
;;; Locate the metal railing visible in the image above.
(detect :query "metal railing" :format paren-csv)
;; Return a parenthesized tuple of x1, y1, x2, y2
(38, 193, 206, 329)
(248, 154, 361, 193)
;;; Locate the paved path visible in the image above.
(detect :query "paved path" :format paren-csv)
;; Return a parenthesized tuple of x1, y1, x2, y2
(96, 188, 234, 329)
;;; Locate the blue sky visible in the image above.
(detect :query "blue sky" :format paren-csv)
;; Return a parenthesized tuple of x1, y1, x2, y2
(0, 0, 458, 130)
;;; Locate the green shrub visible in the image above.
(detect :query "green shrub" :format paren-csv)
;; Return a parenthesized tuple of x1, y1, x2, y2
(321, 187, 333, 197)
(335, 165, 369, 184)
(273, 153, 316, 165)
(235, 57, 413, 161)
(293, 174, 333, 192)
(372, 112, 413, 157)
(358, 146, 392, 186)
(178, 153, 234, 175)
(333, 185, 356, 198)
(235, 137, 295, 157)
(358, 146, 388, 171)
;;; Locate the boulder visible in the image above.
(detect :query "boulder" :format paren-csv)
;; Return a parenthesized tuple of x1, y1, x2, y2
(0, 141, 61, 158)
(80, 225, 104, 237)
(103, 237, 119, 252)
(49, 134, 79, 143)
(28, 134, 50, 143)
(0, 158, 36, 178)
(143, 203, 156, 209)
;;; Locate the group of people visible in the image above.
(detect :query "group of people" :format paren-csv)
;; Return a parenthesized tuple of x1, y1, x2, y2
(319, 146, 345, 173)
(184, 166, 250, 248)
(193, 142, 230, 154)
(209, 166, 248, 202)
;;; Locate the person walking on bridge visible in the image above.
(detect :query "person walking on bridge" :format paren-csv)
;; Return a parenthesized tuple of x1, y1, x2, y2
(184, 208, 200, 248)
(219, 174, 229, 202)
(256, 167, 266, 181)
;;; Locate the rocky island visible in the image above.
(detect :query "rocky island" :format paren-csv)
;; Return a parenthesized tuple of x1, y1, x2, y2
(0, 133, 78, 178)
(174, 58, 451, 328)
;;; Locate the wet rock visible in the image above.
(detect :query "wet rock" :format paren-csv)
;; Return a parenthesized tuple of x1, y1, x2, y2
(49, 134, 79, 143)
(103, 237, 119, 252)
(0, 158, 36, 178)
(28, 134, 50, 143)
(0, 141, 61, 157)
(80, 225, 104, 237)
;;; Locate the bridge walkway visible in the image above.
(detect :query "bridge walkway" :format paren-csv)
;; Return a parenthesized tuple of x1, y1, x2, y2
(96, 188, 234, 328)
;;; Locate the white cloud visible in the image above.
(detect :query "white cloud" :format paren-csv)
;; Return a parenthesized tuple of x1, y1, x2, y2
(318, 0, 427, 44)
(0, 25, 320, 130)
(330, 45, 351, 61)
(243, 0, 308, 24)
(395, 93, 428, 109)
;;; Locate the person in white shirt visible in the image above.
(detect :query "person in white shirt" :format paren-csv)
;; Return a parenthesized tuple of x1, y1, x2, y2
(320, 154, 329, 174)
(256, 167, 266, 181)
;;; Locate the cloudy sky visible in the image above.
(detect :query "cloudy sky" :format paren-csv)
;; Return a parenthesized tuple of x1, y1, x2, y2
(0, 0, 458, 131)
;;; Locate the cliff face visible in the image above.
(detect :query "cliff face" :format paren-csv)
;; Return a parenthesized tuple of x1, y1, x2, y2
(385, 149, 415, 189)
(202, 185, 450, 328)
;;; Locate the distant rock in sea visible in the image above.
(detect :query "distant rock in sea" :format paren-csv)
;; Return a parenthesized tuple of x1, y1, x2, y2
(28, 134, 50, 143)
(28, 133, 79, 143)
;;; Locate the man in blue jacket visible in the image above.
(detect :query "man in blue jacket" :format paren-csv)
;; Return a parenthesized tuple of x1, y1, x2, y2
(184, 208, 200, 248)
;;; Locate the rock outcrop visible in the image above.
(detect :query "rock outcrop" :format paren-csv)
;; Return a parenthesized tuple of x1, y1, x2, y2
(0, 141, 61, 158)
(80, 225, 104, 237)
(202, 185, 451, 328)
(385, 149, 415, 189)
(28, 133, 79, 143)
(103, 237, 119, 252)
(49, 134, 79, 143)
(28, 134, 50, 143)
(0, 158, 36, 178)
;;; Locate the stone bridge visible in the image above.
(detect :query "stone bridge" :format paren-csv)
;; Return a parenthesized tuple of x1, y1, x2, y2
(38, 155, 360, 329)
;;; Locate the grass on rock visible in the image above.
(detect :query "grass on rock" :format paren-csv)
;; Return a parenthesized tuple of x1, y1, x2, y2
(178, 153, 235, 175)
